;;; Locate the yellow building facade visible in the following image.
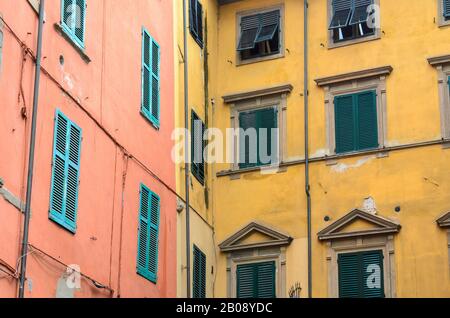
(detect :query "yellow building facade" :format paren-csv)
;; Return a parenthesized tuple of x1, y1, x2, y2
(176, 0, 450, 298)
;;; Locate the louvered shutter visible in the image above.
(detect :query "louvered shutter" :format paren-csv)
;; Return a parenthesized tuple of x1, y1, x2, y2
(137, 184, 160, 283)
(356, 91, 378, 150)
(338, 253, 360, 298)
(150, 38, 160, 126)
(189, 0, 198, 36)
(237, 262, 276, 298)
(50, 110, 81, 233)
(335, 94, 356, 154)
(256, 262, 276, 298)
(350, 0, 373, 25)
(239, 111, 258, 168)
(193, 246, 206, 298)
(196, 0, 203, 43)
(142, 29, 151, 117)
(257, 107, 278, 166)
(444, 0, 450, 18)
(329, 0, 352, 29)
(255, 10, 280, 43)
(62, 0, 73, 29)
(141, 29, 160, 127)
(361, 250, 384, 298)
(74, 0, 85, 44)
(191, 111, 205, 184)
(61, 0, 85, 47)
(237, 14, 260, 51)
(237, 263, 256, 298)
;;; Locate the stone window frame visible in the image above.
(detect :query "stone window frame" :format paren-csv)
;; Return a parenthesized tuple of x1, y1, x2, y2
(223, 84, 293, 172)
(235, 4, 285, 66)
(327, 0, 381, 49)
(428, 55, 450, 140)
(219, 221, 293, 298)
(436, 212, 450, 271)
(318, 209, 400, 298)
(437, 0, 450, 28)
(315, 66, 392, 157)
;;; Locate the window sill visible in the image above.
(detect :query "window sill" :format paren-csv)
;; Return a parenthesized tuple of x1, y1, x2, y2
(236, 51, 285, 67)
(327, 32, 381, 50)
(54, 23, 91, 64)
(438, 20, 450, 28)
(140, 110, 160, 130)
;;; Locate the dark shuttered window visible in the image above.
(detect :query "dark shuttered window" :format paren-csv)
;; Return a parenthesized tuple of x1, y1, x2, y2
(334, 90, 378, 154)
(237, 261, 276, 298)
(49, 110, 82, 233)
(191, 111, 205, 185)
(61, 0, 86, 48)
(239, 107, 278, 169)
(193, 245, 206, 298)
(141, 28, 161, 128)
(338, 250, 385, 298)
(445, 0, 450, 19)
(189, 0, 204, 47)
(137, 184, 160, 283)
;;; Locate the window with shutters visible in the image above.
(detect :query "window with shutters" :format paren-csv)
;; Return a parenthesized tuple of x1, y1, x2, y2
(193, 245, 206, 298)
(189, 0, 203, 48)
(338, 250, 385, 298)
(49, 110, 82, 233)
(236, 6, 284, 64)
(141, 28, 160, 128)
(191, 111, 206, 185)
(61, 0, 86, 49)
(236, 261, 276, 298)
(327, 0, 380, 48)
(438, 0, 450, 27)
(136, 183, 160, 283)
(238, 107, 278, 169)
(334, 90, 378, 154)
(428, 56, 450, 140)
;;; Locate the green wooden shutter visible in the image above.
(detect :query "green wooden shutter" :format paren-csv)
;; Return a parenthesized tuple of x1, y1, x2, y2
(329, 0, 352, 29)
(49, 110, 82, 233)
(356, 91, 378, 150)
(191, 111, 205, 184)
(61, 0, 85, 48)
(189, 0, 203, 47)
(361, 250, 384, 298)
(239, 110, 258, 169)
(237, 261, 276, 298)
(335, 94, 356, 153)
(193, 245, 206, 298)
(137, 184, 160, 283)
(444, 0, 450, 18)
(257, 107, 277, 166)
(338, 250, 384, 298)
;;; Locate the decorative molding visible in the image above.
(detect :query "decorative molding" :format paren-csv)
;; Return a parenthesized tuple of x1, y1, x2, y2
(219, 221, 293, 252)
(317, 209, 401, 241)
(428, 54, 450, 66)
(314, 66, 393, 87)
(222, 84, 293, 104)
(437, 212, 450, 228)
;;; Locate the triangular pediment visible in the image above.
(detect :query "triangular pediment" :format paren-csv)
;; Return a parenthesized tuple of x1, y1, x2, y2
(219, 221, 293, 252)
(437, 212, 450, 228)
(318, 209, 400, 241)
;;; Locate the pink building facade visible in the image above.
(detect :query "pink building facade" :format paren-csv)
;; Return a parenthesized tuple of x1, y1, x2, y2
(0, 0, 176, 297)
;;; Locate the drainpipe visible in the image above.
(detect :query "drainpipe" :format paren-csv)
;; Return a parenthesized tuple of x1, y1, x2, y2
(304, 0, 312, 299)
(18, 0, 45, 298)
(182, 0, 192, 298)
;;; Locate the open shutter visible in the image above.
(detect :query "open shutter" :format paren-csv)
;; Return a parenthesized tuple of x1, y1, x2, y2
(237, 14, 260, 51)
(329, 0, 352, 29)
(338, 253, 360, 298)
(356, 91, 378, 150)
(361, 250, 384, 298)
(254, 10, 280, 43)
(142, 29, 151, 117)
(189, 0, 198, 37)
(193, 246, 206, 298)
(150, 38, 160, 126)
(257, 107, 278, 166)
(191, 111, 205, 184)
(350, 0, 373, 25)
(256, 262, 276, 298)
(239, 110, 258, 168)
(335, 94, 356, 153)
(137, 185, 150, 273)
(444, 0, 450, 18)
(196, 0, 203, 44)
(148, 191, 160, 281)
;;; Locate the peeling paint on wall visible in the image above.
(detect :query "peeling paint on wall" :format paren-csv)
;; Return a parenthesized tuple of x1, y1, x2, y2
(331, 156, 375, 173)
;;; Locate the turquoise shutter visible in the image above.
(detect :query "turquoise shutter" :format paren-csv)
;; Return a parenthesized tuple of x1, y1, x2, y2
(356, 91, 378, 150)
(193, 245, 206, 298)
(338, 253, 360, 298)
(237, 261, 276, 298)
(61, 0, 85, 48)
(338, 250, 385, 298)
(137, 184, 160, 283)
(49, 110, 82, 233)
(361, 250, 384, 298)
(141, 29, 160, 128)
(444, 0, 450, 18)
(335, 94, 356, 153)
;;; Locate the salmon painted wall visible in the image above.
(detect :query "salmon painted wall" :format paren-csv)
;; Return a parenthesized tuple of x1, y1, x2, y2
(0, 0, 176, 297)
